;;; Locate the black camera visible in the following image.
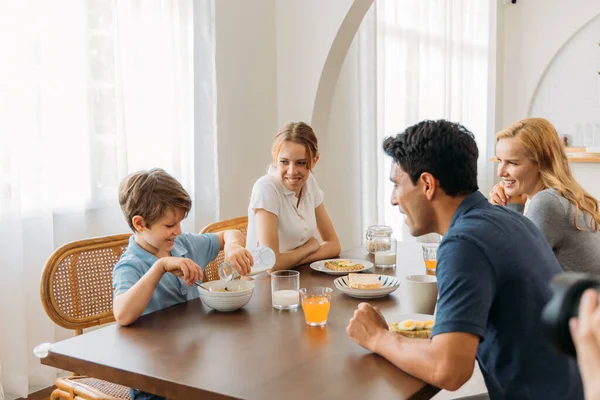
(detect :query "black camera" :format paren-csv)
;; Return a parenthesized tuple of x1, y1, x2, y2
(541, 273, 600, 357)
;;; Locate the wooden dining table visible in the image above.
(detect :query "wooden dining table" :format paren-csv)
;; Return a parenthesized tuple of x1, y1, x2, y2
(41, 243, 440, 400)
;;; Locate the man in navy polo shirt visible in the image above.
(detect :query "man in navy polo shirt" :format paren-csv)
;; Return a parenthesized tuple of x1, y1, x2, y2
(346, 120, 583, 400)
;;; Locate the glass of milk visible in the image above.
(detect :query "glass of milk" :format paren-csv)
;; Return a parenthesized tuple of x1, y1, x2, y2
(374, 238, 397, 268)
(271, 270, 300, 310)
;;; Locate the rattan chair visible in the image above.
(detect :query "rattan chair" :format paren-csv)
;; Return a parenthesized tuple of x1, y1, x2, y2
(40, 234, 133, 400)
(200, 216, 248, 282)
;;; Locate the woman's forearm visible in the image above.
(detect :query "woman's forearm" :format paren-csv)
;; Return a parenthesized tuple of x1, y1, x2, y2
(299, 240, 341, 265)
(271, 240, 318, 271)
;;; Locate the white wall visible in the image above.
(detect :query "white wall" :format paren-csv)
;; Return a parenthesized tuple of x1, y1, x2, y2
(214, 0, 279, 220)
(274, 0, 354, 125)
(497, 0, 600, 198)
(316, 38, 364, 249)
(499, 0, 600, 128)
(530, 14, 600, 147)
(210, 0, 365, 249)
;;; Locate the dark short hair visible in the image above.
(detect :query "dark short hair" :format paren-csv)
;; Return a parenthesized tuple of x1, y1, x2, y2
(382, 120, 479, 196)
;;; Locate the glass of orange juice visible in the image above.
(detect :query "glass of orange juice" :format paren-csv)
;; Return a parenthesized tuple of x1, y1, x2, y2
(300, 287, 333, 327)
(422, 243, 439, 276)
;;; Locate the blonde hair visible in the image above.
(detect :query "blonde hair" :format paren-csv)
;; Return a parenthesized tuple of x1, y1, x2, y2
(118, 168, 192, 232)
(271, 122, 319, 170)
(496, 118, 600, 230)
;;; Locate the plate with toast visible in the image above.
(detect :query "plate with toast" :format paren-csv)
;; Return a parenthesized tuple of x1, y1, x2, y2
(386, 313, 435, 339)
(310, 259, 374, 275)
(334, 273, 400, 299)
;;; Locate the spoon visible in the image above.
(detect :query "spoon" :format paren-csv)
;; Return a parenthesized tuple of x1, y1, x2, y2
(194, 281, 210, 290)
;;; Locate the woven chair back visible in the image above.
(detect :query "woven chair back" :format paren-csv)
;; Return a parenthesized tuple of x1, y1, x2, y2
(40, 234, 132, 333)
(199, 216, 248, 282)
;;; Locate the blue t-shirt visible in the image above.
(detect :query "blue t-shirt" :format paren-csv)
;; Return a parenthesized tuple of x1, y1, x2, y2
(432, 192, 583, 400)
(112, 233, 221, 315)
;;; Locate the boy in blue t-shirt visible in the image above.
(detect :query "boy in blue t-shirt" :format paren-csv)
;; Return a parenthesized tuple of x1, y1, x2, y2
(113, 168, 252, 400)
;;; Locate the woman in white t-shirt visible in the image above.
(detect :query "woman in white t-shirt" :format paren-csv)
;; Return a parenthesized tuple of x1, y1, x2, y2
(246, 121, 341, 271)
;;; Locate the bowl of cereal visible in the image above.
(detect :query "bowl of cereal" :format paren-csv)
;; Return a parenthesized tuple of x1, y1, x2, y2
(197, 280, 254, 312)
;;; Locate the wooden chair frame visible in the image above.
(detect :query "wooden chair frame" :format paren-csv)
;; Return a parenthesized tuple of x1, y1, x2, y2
(40, 234, 133, 400)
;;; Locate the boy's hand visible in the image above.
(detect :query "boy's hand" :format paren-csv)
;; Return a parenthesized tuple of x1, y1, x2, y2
(159, 257, 203, 286)
(224, 244, 253, 276)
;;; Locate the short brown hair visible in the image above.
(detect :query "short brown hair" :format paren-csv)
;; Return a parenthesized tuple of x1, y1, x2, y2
(118, 168, 192, 232)
(272, 122, 319, 170)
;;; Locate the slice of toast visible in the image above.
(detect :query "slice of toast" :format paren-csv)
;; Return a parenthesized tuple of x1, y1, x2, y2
(324, 259, 364, 271)
(348, 273, 381, 289)
(389, 321, 433, 339)
(393, 329, 432, 339)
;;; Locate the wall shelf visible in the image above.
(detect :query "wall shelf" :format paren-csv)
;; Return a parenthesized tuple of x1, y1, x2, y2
(490, 147, 600, 163)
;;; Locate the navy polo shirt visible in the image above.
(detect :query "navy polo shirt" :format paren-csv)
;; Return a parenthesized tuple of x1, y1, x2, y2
(432, 191, 583, 400)
(113, 233, 220, 315)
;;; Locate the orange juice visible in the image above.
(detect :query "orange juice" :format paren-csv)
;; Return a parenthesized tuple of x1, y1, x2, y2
(302, 295, 331, 326)
(425, 259, 437, 276)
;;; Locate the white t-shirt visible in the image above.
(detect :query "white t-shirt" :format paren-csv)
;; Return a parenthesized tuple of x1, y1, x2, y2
(246, 166, 324, 253)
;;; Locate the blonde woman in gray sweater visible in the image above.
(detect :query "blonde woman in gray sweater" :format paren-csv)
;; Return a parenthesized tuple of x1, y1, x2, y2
(490, 117, 600, 274)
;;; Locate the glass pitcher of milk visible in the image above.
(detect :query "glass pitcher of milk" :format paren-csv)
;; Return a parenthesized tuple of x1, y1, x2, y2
(218, 246, 276, 281)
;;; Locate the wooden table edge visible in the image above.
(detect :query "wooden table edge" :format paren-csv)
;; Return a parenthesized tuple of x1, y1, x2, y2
(42, 351, 238, 400)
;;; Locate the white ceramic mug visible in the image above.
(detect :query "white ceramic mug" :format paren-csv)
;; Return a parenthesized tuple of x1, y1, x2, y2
(404, 274, 438, 314)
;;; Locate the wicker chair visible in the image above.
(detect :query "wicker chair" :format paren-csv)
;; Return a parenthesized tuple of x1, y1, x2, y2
(200, 216, 248, 282)
(40, 234, 133, 400)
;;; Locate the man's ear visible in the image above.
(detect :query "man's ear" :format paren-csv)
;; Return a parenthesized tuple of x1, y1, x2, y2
(132, 215, 146, 232)
(420, 173, 438, 201)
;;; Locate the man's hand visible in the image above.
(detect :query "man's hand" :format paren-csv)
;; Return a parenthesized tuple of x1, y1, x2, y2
(570, 289, 600, 400)
(346, 303, 390, 353)
(159, 257, 203, 286)
(224, 243, 253, 276)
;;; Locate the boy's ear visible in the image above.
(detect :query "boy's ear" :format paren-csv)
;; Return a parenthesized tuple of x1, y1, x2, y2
(132, 215, 146, 232)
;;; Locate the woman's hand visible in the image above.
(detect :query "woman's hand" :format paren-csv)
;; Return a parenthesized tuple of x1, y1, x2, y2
(570, 289, 600, 400)
(489, 183, 526, 206)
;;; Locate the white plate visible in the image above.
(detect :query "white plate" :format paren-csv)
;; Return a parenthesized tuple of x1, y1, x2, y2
(385, 313, 435, 324)
(334, 274, 400, 299)
(309, 259, 374, 275)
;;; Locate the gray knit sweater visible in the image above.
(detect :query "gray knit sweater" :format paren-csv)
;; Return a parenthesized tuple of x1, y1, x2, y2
(508, 188, 600, 274)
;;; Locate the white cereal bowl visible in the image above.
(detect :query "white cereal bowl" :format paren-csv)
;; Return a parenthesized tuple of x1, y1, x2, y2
(198, 280, 255, 312)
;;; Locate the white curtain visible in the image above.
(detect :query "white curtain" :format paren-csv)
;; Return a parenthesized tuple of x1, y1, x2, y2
(364, 0, 493, 241)
(0, 0, 212, 397)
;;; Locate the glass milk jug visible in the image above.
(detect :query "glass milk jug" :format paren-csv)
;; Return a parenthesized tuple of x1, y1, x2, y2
(218, 246, 276, 281)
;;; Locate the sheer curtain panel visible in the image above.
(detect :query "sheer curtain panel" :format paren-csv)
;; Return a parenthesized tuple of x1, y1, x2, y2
(373, 0, 493, 240)
(0, 0, 212, 397)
